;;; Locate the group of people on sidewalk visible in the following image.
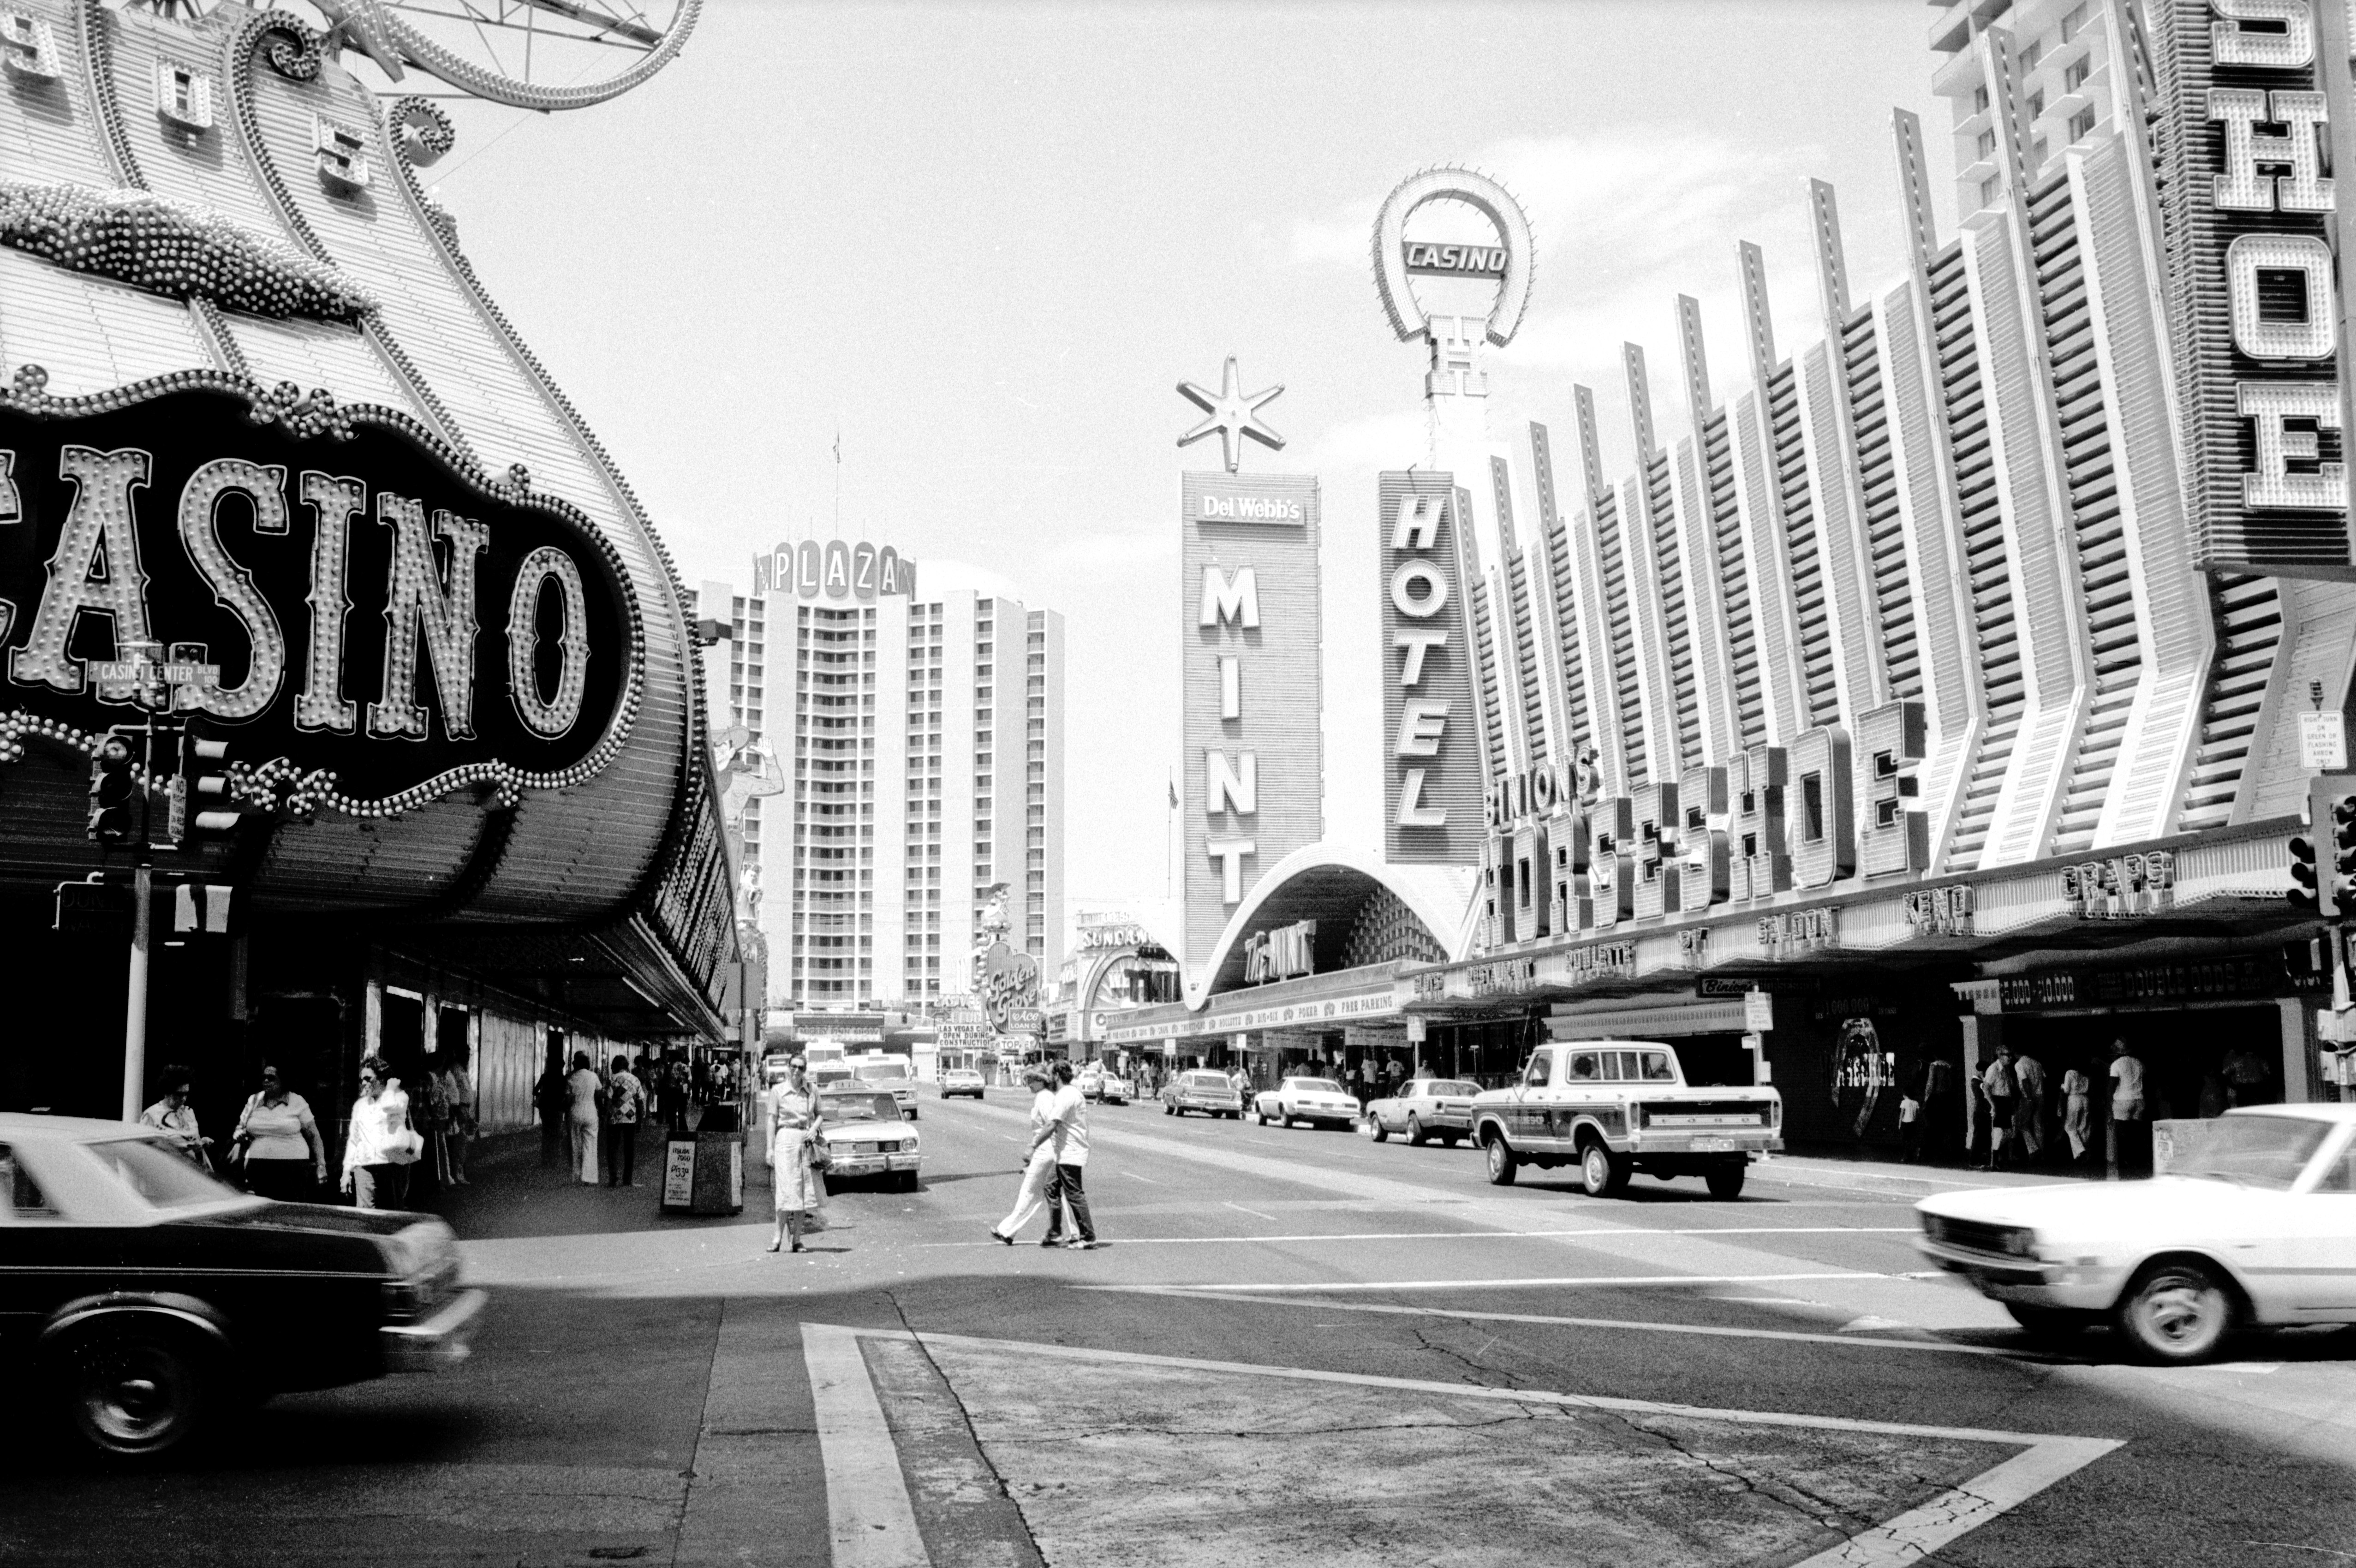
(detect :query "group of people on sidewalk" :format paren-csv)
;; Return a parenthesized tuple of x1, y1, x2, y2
(991, 1061, 1098, 1250)
(537, 1050, 711, 1187)
(137, 1050, 475, 1211)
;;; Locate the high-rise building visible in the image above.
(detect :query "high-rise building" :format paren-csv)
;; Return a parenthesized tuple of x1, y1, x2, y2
(702, 542, 1065, 1010)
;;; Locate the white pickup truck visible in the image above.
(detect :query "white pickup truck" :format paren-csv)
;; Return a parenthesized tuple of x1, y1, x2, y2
(1470, 1039, 1782, 1199)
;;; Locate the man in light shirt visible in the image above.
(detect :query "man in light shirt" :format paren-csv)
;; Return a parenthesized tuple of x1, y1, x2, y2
(2109, 1038, 2151, 1178)
(1042, 1061, 1098, 1251)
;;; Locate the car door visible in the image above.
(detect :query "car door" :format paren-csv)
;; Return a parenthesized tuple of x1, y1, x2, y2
(2278, 1126, 2356, 1317)
(1522, 1050, 1565, 1151)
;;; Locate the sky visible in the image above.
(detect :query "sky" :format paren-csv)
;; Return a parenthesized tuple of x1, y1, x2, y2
(413, 0, 1956, 916)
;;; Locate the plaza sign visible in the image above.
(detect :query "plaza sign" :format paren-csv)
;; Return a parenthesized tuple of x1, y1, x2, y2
(0, 380, 635, 812)
(751, 537, 917, 601)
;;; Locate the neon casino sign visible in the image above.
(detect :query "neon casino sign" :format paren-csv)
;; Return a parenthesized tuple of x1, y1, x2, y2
(0, 377, 638, 813)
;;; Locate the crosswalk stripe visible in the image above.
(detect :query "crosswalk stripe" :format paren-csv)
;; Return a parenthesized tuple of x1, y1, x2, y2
(802, 1323, 932, 1568)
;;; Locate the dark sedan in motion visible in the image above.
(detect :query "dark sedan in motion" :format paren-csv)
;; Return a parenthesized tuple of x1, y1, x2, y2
(0, 1113, 483, 1461)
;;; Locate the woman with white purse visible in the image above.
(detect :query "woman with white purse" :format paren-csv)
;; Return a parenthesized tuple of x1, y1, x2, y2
(341, 1056, 421, 1210)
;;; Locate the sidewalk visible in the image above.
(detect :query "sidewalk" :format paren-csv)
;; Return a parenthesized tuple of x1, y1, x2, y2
(1753, 1147, 2100, 1199)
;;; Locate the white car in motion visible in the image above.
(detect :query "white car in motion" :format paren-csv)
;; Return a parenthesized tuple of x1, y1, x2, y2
(1253, 1077, 1362, 1130)
(1916, 1105, 2356, 1363)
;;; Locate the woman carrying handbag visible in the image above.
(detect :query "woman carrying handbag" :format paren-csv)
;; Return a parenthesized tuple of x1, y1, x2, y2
(341, 1057, 421, 1210)
(768, 1058, 827, 1253)
(234, 1065, 328, 1201)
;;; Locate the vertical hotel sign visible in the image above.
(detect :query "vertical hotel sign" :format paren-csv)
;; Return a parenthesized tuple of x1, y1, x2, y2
(1182, 472, 1323, 974)
(1380, 471, 1483, 862)
(2168, 0, 2354, 572)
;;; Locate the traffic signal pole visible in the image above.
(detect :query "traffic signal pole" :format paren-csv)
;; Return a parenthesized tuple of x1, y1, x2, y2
(121, 857, 150, 1122)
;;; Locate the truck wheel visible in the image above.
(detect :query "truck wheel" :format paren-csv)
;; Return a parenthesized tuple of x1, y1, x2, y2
(1406, 1115, 1427, 1147)
(1704, 1162, 1747, 1200)
(2115, 1259, 2238, 1364)
(54, 1318, 209, 1461)
(1483, 1134, 1518, 1186)
(1579, 1139, 1629, 1198)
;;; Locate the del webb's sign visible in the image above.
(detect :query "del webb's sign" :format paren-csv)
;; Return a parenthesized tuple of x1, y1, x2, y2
(0, 380, 635, 810)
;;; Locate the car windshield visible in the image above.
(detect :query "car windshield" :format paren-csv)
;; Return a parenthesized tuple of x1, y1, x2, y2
(821, 1094, 898, 1122)
(86, 1137, 243, 1208)
(1426, 1080, 1479, 1097)
(854, 1062, 910, 1083)
(1292, 1079, 1343, 1094)
(2177, 1115, 2332, 1190)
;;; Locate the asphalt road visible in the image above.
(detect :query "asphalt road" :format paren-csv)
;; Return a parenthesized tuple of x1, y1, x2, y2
(5, 1091, 2355, 1566)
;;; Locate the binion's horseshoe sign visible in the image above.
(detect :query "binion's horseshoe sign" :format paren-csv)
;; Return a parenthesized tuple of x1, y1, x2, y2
(0, 375, 640, 815)
(1369, 166, 1537, 349)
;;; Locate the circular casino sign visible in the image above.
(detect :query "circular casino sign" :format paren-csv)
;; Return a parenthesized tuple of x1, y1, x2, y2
(0, 375, 639, 815)
(1370, 166, 1536, 350)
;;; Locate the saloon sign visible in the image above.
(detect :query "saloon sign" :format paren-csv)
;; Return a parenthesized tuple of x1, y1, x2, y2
(0, 380, 635, 811)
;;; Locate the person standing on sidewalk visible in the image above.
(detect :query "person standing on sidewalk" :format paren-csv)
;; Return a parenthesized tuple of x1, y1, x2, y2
(233, 1065, 326, 1201)
(2061, 1063, 2094, 1169)
(2012, 1048, 2048, 1165)
(605, 1055, 644, 1187)
(535, 1059, 571, 1168)
(565, 1051, 602, 1185)
(2109, 1039, 2151, 1178)
(1041, 1061, 1098, 1251)
(1979, 1046, 2019, 1169)
(341, 1057, 414, 1210)
(987, 1069, 1061, 1245)
(768, 1058, 824, 1253)
(438, 1051, 474, 1186)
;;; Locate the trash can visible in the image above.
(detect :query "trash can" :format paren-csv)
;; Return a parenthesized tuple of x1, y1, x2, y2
(660, 1103, 744, 1216)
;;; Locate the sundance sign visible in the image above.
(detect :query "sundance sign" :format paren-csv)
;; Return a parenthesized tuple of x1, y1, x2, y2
(0, 381, 636, 811)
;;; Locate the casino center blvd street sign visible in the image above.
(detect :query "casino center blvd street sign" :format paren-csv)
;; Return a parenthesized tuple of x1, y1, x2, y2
(0, 375, 641, 817)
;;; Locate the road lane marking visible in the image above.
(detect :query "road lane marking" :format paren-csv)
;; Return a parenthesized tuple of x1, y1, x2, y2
(1223, 1202, 1279, 1222)
(915, 1225, 1915, 1250)
(1097, 1271, 1887, 1294)
(819, 1321, 2117, 1565)
(1089, 1287, 2038, 1359)
(1118, 1169, 1161, 1184)
(800, 1323, 932, 1568)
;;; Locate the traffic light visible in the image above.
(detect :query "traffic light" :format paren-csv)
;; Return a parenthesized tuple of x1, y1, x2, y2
(2331, 794, 2356, 917)
(2291, 829, 2321, 911)
(178, 729, 245, 839)
(86, 727, 138, 844)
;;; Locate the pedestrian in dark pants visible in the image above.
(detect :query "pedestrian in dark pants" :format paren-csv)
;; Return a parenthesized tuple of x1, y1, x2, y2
(534, 1061, 571, 1168)
(1041, 1061, 1098, 1251)
(605, 1055, 644, 1187)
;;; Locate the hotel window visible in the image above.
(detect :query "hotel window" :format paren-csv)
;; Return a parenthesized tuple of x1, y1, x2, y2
(2020, 39, 2042, 70)
(2068, 106, 2095, 141)
(1975, 128, 1997, 160)
(1973, 84, 1989, 113)
(1980, 174, 2002, 209)
(2064, 56, 2090, 92)
(2027, 89, 2044, 119)
(2060, 3, 2085, 43)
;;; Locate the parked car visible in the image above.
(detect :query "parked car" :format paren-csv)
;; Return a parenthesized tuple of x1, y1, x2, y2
(1078, 1065, 1106, 1100)
(850, 1058, 919, 1119)
(1363, 1078, 1482, 1145)
(816, 1091, 924, 1191)
(1917, 1105, 2356, 1362)
(1252, 1077, 1362, 1130)
(0, 1114, 483, 1461)
(1099, 1075, 1133, 1105)
(938, 1068, 986, 1099)
(1161, 1070, 1243, 1119)
(1471, 1039, 1782, 1198)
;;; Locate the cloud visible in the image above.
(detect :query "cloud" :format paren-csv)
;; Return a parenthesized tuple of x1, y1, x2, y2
(1294, 408, 1428, 474)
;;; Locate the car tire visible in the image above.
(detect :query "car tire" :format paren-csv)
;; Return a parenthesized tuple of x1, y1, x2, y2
(1164, 1103, 1175, 1115)
(1406, 1114, 1427, 1147)
(897, 1171, 921, 1193)
(1364, 1116, 1388, 1143)
(2115, 1259, 2239, 1364)
(1703, 1162, 1747, 1200)
(1484, 1134, 1518, 1186)
(1579, 1139, 1629, 1198)
(54, 1318, 210, 1462)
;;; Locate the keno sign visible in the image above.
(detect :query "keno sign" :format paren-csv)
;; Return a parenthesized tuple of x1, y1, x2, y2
(0, 383, 634, 809)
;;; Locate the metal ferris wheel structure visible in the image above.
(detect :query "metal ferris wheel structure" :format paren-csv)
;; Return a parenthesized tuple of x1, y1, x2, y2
(132, 0, 701, 112)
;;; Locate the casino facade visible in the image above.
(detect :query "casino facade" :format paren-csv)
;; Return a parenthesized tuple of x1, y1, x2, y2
(1125, 0, 2356, 1147)
(0, 1, 738, 1130)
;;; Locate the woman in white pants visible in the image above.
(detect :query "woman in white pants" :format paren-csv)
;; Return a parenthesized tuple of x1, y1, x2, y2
(988, 1068, 1060, 1244)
